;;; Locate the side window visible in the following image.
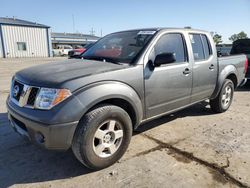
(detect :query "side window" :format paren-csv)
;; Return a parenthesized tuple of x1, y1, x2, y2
(189, 34, 212, 61)
(189, 34, 205, 61)
(201, 35, 212, 59)
(154, 33, 187, 63)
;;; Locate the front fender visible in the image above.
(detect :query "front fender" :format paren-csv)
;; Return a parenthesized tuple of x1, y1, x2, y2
(73, 81, 144, 127)
(210, 65, 238, 99)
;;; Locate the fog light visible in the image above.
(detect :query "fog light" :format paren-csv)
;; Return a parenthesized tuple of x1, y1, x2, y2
(35, 132, 45, 144)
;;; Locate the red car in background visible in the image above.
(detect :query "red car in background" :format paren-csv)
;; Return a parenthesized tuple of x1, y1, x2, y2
(68, 43, 94, 59)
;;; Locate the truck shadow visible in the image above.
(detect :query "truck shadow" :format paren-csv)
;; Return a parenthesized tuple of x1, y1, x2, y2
(0, 93, 246, 187)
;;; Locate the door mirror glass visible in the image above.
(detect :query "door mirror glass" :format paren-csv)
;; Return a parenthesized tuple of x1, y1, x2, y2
(154, 53, 176, 66)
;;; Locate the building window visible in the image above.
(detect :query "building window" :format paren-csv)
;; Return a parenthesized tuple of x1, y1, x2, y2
(17, 42, 27, 51)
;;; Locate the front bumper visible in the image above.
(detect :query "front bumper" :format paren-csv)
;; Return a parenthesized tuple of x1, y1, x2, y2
(7, 99, 79, 150)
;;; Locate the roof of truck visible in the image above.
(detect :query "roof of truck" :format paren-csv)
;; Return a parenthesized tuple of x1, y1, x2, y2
(113, 27, 209, 34)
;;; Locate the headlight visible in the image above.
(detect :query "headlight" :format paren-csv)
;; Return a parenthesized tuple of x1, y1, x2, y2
(35, 88, 72, 110)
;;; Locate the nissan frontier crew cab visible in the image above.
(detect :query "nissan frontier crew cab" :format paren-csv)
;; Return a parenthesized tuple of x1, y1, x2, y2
(7, 28, 248, 170)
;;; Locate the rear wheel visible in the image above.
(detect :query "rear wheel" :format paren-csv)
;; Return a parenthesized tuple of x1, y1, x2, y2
(210, 79, 234, 113)
(72, 105, 132, 170)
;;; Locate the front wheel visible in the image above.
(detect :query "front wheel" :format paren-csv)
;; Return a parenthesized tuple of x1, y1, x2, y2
(72, 105, 132, 170)
(210, 79, 234, 113)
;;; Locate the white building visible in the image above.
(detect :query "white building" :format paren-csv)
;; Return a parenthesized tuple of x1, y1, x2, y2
(0, 17, 52, 58)
(51, 32, 100, 49)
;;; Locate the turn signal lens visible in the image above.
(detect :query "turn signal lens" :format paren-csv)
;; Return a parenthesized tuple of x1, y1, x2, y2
(52, 89, 72, 106)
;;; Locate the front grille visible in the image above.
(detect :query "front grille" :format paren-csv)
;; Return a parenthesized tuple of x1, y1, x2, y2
(11, 79, 40, 108)
(27, 87, 39, 106)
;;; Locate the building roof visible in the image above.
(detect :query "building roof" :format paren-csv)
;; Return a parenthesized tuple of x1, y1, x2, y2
(0, 17, 50, 28)
(51, 32, 100, 40)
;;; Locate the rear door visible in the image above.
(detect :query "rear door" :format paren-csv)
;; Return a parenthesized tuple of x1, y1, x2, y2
(188, 34, 218, 102)
(144, 32, 192, 118)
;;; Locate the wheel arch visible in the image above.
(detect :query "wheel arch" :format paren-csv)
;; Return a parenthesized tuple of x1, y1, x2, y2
(226, 74, 237, 89)
(87, 98, 139, 129)
(74, 82, 144, 129)
(210, 65, 238, 99)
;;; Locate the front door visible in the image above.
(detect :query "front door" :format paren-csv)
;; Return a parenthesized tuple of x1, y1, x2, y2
(144, 33, 192, 118)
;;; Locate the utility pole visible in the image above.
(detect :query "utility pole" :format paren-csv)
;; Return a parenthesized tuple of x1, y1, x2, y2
(90, 28, 95, 36)
(72, 14, 75, 33)
(100, 29, 103, 37)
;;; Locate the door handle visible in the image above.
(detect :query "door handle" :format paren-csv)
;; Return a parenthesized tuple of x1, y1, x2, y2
(209, 64, 215, 70)
(183, 68, 191, 75)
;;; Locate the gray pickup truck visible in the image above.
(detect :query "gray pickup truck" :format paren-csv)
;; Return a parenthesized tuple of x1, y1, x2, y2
(7, 28, 248, 170)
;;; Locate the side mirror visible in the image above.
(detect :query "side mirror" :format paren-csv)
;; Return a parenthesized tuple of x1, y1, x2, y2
(154, 53, 176, 67)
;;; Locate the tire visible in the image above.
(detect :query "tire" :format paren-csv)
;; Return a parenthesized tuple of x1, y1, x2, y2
(72, 104, 132, 170)
(210, 79, 234, 113)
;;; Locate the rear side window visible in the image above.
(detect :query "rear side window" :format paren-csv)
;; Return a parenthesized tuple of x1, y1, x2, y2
(189, 34, 205, 61)
(189, 34, 212, 61)
(155, 33, 187, 63)
(201, 35, 212, 59)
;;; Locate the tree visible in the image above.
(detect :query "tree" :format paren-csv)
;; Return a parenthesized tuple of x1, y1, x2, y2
(229, 31, 248, 42)
(213, 34, 223, 45)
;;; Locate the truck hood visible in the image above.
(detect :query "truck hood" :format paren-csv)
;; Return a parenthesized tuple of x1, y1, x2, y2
(15, 59, 129, 88)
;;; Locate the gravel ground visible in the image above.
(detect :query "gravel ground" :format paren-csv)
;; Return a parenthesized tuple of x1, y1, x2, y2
(0, 58, 250, 188)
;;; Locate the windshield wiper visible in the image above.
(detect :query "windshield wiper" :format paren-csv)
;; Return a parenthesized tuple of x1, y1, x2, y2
(83, 56, 122, 65)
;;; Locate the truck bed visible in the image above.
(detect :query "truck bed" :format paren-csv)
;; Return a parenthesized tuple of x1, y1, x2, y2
(218, 54, 247, 86)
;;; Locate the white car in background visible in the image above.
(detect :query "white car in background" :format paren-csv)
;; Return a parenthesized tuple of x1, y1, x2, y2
(53, 45, 73, 56)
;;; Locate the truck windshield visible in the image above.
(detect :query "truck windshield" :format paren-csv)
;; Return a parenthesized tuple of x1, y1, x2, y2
(82, 30, 156, 64)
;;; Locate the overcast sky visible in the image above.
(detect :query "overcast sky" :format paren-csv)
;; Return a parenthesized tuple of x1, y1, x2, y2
(1, 0, 250, 43)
